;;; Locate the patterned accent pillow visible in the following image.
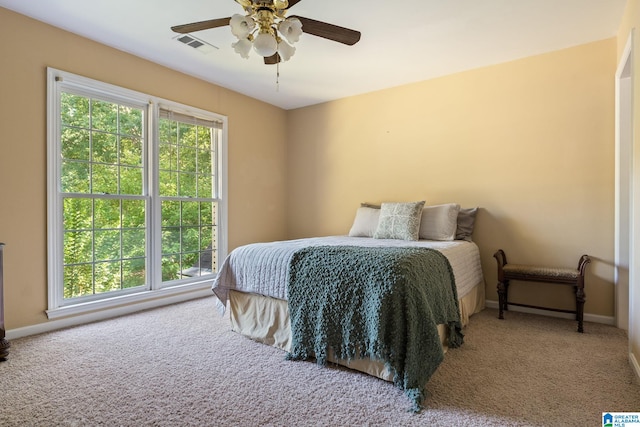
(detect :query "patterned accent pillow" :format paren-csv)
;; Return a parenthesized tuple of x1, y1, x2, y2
(373, 201, 425, 241)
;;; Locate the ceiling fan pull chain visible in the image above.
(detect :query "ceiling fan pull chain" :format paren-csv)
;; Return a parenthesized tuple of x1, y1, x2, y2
(276, 61, 280, 92)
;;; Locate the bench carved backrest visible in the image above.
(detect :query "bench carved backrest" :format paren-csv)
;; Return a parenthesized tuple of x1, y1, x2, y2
(576, 255, 591, 287)
(493, 249, 507, 281)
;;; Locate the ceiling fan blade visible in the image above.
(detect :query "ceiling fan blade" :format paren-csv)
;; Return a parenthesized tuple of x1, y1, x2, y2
(171, 17, 231, 34)
(264, 53, 281, 65)
(286, 0, 303, 8)
(290, 16, 361, 46)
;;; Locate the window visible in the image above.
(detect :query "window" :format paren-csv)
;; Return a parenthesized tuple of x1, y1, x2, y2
(157, 110, 220, 281)
(47, 69, 227, 318)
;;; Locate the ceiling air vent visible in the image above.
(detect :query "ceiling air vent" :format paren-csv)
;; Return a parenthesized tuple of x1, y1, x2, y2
(174, 34, 218, 54)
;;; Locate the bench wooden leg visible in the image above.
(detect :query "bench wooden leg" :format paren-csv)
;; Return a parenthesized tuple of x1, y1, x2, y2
(575, 286, 586, 333)
(497, 280, 507, 319)
(503, 280, 509, 312)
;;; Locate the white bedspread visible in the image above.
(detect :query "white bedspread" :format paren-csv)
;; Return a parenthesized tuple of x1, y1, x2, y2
(212, 236, 484, 314)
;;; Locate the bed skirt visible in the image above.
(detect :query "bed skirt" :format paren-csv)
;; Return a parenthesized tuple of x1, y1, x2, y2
(227, 282, 485, 382)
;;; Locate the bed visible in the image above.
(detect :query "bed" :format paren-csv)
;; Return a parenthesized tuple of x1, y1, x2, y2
(211, 202, 485, 410)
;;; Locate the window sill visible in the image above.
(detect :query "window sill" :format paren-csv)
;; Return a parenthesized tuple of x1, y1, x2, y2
(46, 280, 214, 320)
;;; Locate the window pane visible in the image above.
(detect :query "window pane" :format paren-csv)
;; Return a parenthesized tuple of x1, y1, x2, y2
(122, 200, 145, 228)
(94, 261, 121, 293)
(182, 252, 199, 270)
(122, 258, 145, 288)
(159, 143, 177, 171)
(159, 171, 177, 197)
(119, 105, 143, 137)
(178, 173, 196, 197)
(94, 229, 121, 261)
(94, 199, 120, 229)
(179, 146, 197, 173)
(159, 120, 177, 145)
(120, 166, 143, 195)
(197, 174, 212, 198)
(120, 137, 143, 167)
(162, 227, 180, 254)
(62, 193, 146, 301)
(61, 93, 90, 128)
(161, 201, 180, 227)
(91, 99, 118, 133)
(92, 132, 117, 164)
(182, 202, 199, 226)
(63, 198, 93, 230)
(201, 226, 213, 250)
(200, 203, 213, 225)
(198, 249, 214, 274)
(64, 231, 93, 264)
(162, 255, 180, 281)
(197, 149, 212, 175)
(181, 227, 199, 253)
(178, 123, 194, 146)
(123, 229, 145, 258)
(61, 161, 90, 193)
(92, 164, 118, 194)
(61, 128, 90, 161)
(196, 126, 211, 150)
(160, 199, 218, 282)
(64, 264, 93, 298)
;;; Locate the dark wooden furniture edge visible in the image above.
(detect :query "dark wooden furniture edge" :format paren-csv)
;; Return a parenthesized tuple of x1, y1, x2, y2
(0, 242, 9, 360)
(493, 249, 591, 333)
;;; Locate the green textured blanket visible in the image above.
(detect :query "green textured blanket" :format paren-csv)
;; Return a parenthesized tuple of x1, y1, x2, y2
(286, 245, 463, 412)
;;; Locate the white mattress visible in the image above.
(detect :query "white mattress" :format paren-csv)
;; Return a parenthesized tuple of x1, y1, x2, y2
(212, 236, 484, 314)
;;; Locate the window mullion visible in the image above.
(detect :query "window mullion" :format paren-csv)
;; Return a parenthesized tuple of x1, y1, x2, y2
(148, 102, 162, 291)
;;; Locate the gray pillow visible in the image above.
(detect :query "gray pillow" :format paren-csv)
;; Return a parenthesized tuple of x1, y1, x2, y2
(360, 202, 381, 209)
(373, 201, 425, 241)
(455, 207, 478, 241)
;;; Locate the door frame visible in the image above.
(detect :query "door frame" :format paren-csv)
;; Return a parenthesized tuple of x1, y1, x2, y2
(615, 31, 633, 332)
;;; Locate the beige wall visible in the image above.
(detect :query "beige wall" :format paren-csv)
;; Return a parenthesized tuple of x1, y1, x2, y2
(286, 38, 617, 318)
(0, 5, 625, 339)
(617, 0, 640, 373)
(0, 8, 288, 329)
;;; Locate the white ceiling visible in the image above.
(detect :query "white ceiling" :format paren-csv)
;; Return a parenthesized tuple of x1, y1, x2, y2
(0, 0, 627, 110)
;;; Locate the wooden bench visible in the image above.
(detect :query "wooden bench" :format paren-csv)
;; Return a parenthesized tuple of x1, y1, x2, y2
(493, 249, 591, 332)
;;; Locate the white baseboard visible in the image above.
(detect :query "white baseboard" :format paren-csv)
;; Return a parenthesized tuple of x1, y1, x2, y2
(484, 300, 615, 325)
(6, 288, 214, 340)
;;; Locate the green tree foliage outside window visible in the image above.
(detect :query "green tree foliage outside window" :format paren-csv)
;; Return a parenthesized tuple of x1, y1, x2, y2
(61, 93, 146, 299)
(158, 113, 217, 281)
(59, 93, 218, 301)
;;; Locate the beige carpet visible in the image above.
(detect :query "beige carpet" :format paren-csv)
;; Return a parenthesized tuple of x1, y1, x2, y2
(1, 296, 638, 426)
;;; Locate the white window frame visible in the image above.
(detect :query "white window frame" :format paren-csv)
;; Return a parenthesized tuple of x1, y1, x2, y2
(46, 68, 228, 319)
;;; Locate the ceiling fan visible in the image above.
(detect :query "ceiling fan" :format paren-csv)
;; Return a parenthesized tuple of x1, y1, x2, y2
(171, 0, 361, 65)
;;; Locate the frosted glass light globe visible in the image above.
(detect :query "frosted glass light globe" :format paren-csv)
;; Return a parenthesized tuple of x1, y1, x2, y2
(277, 40, 295, 62)
(279, 18, 302, 44)
(232, 38, 252, 59)
(230, 14, 255, 39)
(253, 32, 277, 57)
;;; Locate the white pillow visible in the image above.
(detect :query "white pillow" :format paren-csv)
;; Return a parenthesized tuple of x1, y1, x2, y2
(419, 203, 461, 241)
(348, 207, 381, 237)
